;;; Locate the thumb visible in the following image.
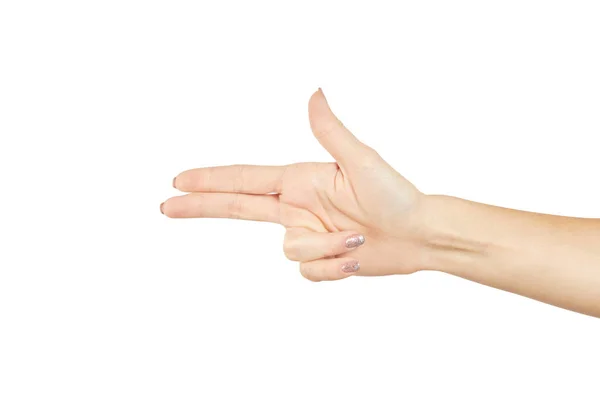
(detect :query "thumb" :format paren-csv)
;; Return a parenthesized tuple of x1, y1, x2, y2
(308, 88, 373, 168)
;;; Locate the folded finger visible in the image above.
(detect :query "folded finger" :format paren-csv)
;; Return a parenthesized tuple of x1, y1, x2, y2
(299, 257, 360, 282)
(161, 193, 280, 223)
(283, 229, 365, 262)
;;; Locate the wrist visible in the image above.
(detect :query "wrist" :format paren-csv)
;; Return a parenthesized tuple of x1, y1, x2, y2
(413, 195, 498, 274)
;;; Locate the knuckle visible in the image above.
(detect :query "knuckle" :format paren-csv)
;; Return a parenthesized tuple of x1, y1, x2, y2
(282, 240, 298, 261)
(227, 193, 242, 219)
(300, 267, 320, 282)
(232, 164, 246, 192)
(357, 147, 381, 170)
(203, 167, 213, 190)
(314, 119, 342, 139)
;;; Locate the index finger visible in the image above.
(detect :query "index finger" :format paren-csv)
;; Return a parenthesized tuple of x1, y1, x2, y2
(173, 164, 286, 194)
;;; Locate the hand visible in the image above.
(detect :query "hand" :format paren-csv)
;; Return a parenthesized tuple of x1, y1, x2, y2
(161, 89, 428, 281)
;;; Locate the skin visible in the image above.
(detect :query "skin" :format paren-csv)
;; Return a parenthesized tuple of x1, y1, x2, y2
(161, 88, 600, 318)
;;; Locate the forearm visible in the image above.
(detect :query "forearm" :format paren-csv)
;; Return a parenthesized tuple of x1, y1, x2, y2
(418, 195, 600, 317)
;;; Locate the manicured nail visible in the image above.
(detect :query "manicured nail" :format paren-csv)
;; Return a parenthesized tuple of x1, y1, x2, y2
(345, 234, 365, 249)
(160, 202, 165, 214)
(172, 177, 177, 188)
(341, 260, 360, 273)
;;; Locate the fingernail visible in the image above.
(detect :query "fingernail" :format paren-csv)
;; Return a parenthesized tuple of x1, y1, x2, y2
(172, 177, 177, 188)
(345, 234, 365, 249)
(341, 260, 360, 273)
(160, 202, 165, 214)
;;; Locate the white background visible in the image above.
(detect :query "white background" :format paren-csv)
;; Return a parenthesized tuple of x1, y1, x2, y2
(1, 1, 599, 399)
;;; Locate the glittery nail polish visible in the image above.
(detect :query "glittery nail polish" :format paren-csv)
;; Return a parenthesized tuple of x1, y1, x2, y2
(345, 234, 365, 249)
(341, 260, 360, 273)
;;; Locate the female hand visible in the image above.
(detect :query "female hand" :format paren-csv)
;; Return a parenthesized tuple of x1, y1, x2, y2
(162, 89, 600, 316)
(161, 89, 427, 281)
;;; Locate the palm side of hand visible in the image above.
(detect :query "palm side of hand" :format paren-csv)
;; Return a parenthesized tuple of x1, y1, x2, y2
(162, 89, 425, 280)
